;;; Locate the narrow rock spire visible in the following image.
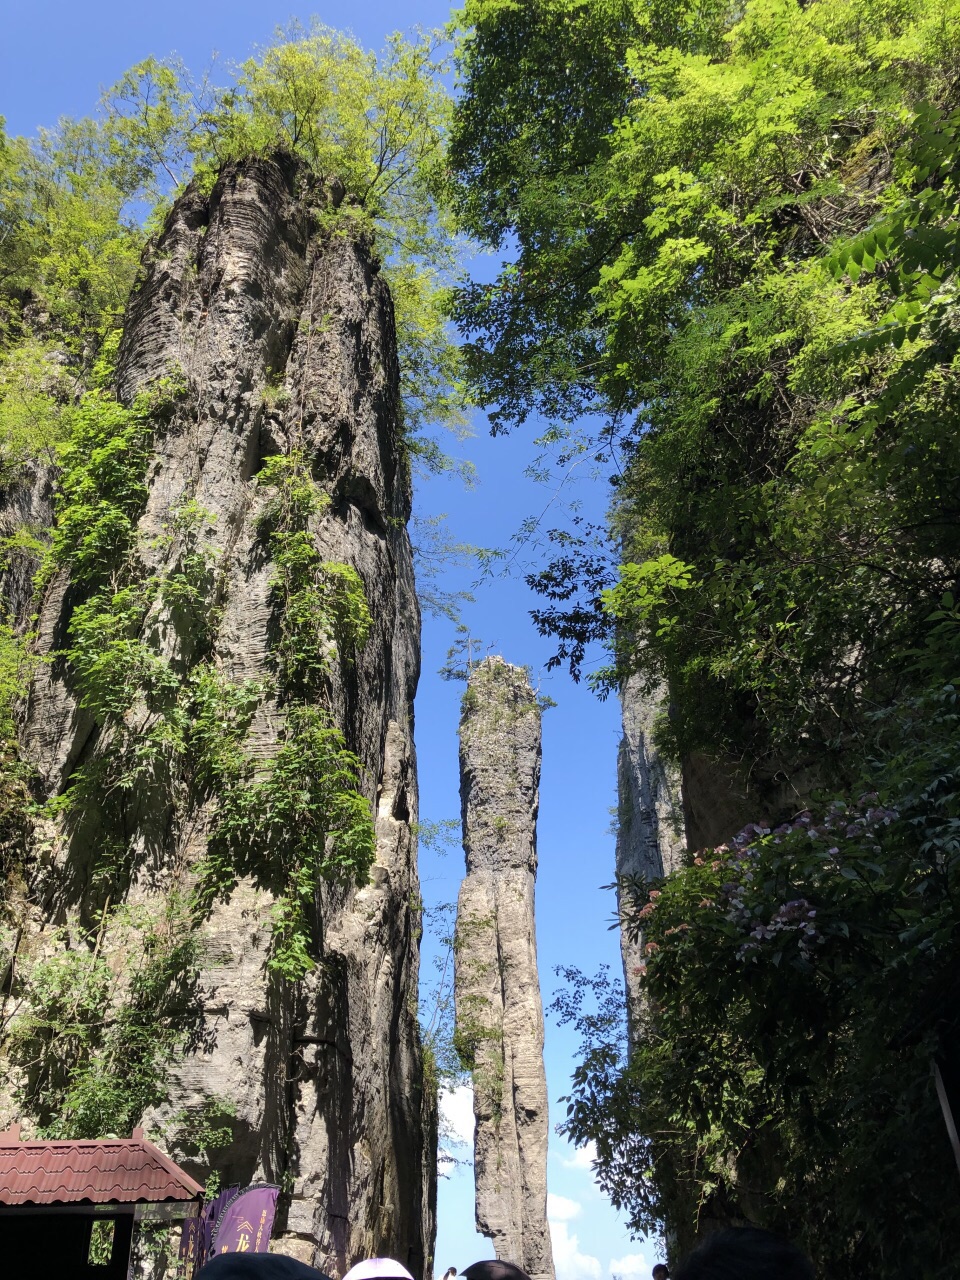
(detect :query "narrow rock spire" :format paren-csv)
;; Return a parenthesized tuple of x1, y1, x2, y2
(454, 658, 555, 1280)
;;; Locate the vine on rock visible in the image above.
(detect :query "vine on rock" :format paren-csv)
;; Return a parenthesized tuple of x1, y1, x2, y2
(256, 450, 371, 694)
(3, 387, 379, 1136)
(187, 446, 377, 979)
(6, 899, 200, 1138)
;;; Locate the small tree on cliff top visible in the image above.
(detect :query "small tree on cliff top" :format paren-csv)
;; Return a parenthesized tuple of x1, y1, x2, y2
(104, 24, 466, 447)
(1, 23, 467, 465)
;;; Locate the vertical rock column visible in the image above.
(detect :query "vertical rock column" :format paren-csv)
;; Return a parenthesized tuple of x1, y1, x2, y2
(616, 672, 786, 1038)
(454, 658, 555, 1280)
(2, 155, 434, 1277)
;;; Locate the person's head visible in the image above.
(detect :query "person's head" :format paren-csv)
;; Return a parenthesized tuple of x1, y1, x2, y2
(652, 1266, 670, 1280)
(195, 1256, 332, 1279)
(674, 1228, 814, 1280)
(343, 1260, 414, 1280)
(459, 1263, 531, 1280)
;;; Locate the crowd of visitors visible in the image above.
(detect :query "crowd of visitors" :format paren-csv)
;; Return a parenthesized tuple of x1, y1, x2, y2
(193, 1227, 815, 1280)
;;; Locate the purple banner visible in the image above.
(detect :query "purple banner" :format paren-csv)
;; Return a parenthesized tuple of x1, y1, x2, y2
(201, 1186, 241, 1266)
(210, 1184, 279, 1256)
(177, 1216, 199, 1278)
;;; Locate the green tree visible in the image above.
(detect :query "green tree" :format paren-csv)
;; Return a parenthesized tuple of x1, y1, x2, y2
(0, 23, 467, 499)
(454, 0, 960, 1270)
(102, 25, 468, 451)
(558, 674, 960, 1276)
(452, 0, 960, 789)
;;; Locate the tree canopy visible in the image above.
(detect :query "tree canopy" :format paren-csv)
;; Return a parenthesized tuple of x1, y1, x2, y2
(452, 0, 960, 786)
(453, 1, 960, 1273)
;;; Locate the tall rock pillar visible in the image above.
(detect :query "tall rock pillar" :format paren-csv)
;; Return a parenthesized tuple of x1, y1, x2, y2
(0, 155, 434, 1277)
(454, 658, 555, 1280)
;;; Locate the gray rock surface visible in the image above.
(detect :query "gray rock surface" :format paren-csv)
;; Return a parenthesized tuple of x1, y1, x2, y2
(0, 460, 54, 630)
(615, 675, 685, 1039)
(2, 156, 435, 1277)
(454, 659, 555, 1280)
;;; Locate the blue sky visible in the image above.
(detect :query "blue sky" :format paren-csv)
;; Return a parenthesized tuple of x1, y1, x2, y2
(2, 4, 661, 1276)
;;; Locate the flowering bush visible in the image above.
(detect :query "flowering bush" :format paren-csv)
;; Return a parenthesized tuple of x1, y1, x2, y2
(559, 684, 960, 1279)
(632, 796, 902, 978)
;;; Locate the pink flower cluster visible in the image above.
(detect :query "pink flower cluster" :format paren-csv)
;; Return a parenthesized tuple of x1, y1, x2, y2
(714, 798, 898, 963)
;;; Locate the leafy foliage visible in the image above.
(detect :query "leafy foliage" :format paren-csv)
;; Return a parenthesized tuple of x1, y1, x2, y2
(37, 370, 376, 978)
(453, 0, 960, 780)
(0, 337, 74, 482)
(102, 25, 468, 453)
(44, 381, 173, 590)
(560, 679, 960, 1275)
(455, 0, 960, 1268)
(197, 704, 375, 981)
(0, 113, 148, 352)
(0, 22, 467, 521)
(438, 623, 488, 682)
(0, 623, 38, 872)
(257, 451, 371, 694)
(6, 901, 200, 1138)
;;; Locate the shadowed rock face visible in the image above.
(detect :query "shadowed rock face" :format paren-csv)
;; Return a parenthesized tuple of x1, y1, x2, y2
(615, 675, 685, 1040)
(454, 658, 555, 1280)
(615, 674, 812, 1037)
(2, 155, 435, 1276)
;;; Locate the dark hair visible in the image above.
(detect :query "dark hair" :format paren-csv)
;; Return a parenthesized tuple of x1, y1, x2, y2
(674, 1227, 814, 1280)
(195, 1256, 333, 1278)
(652, 1267, 670, 1279)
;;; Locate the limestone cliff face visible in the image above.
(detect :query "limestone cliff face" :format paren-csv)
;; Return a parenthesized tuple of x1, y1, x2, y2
(615, 675, 806, 1036)
(2, 156, 434, 1276)
(614, 675, 685, 1039)
(454, 659, 554, 1280)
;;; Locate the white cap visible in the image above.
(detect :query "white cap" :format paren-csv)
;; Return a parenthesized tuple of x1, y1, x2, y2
(344, 1260, 415, 1280)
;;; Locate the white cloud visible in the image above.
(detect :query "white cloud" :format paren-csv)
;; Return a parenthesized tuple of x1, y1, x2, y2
(609, 1254, 654, 1278)
(547, 1193, 582, 1222)
(550, 1220, 602, 1280)
(439, 1085, 475, 1147)
(560, 1140, 598, 1171)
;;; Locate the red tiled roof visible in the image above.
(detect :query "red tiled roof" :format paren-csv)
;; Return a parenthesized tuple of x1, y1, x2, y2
(0, 1126, 205, 1206)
